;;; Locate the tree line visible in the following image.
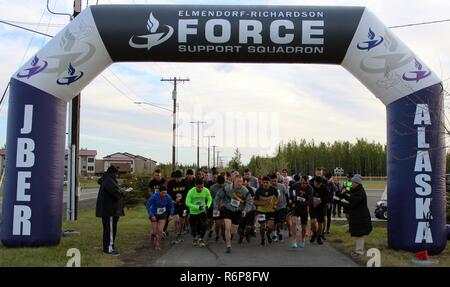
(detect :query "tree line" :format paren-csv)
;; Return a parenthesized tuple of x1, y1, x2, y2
(246, 138, 388, 177)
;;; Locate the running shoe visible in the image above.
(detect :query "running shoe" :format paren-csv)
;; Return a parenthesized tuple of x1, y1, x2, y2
(226, 246, 231, 253)
(260, 239, 266, 246)
(278, 233, 283, 242)
(198, 239, 206, 247)
(238, 236, 244, 244)
(154, 245, 161, 252)
(317, 236, 323, 245)
(310, 234, 317, 243)
(208, 230, 213, 239)
(290, 243, 298, 249)
(267, 234, 273, 244)
(299, 242, 305, 249)
(192, 238, 198, 246)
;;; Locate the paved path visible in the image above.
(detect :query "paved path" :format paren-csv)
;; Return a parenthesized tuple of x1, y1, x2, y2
(152, 228, 358, 267)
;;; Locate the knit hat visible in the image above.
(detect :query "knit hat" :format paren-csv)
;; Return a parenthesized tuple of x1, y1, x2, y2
(352, 174, 363, 185)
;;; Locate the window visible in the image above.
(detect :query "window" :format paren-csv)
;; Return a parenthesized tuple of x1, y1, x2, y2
(82, 166, 86, 170)
(88, 158, 94, 163)
(88, 166, 94, 171)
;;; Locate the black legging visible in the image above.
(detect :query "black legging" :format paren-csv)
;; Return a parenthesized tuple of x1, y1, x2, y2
(189, 212, 208, 239)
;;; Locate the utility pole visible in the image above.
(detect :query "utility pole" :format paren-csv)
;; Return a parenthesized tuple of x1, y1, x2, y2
(212, 145, 217, 168)
(216, 150, 221, 168)
(161, 77, 189, 171)
(204, 136, 215, 170)
(190, 121, 207, 168)
(67, 0, 82, 221)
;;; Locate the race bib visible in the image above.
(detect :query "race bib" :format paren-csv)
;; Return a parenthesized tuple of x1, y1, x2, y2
(231, 198, 240, 208)
(257, 214, 266, 222)
(157, 207, 166, 215)
(183, 209, 187, 217)
(213, 210, 220, 217)
(297, 196, 306, 203)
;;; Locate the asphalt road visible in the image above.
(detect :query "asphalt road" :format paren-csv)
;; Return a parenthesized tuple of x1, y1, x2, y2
(153, 226, 359, 267)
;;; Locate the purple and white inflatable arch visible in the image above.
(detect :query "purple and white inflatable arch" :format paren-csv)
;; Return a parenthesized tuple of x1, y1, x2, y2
(2, 5, 449, 253)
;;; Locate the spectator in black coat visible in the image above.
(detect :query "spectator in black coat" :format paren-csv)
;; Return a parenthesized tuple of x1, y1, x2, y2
(340, 174, 372, 257)
(96, 166, 129, 256)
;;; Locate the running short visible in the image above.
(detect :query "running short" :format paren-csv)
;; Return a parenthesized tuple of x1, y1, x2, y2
(288, 209, 309, 226)
(256, 211, 275, 223)
(150, 212, 168, 222)
(239, 210, 255, 229)
(221, 207, 242, 225)
(309, 207, 325, 223)
(174, 204, 187, 218)
(274, 208, 287, 224)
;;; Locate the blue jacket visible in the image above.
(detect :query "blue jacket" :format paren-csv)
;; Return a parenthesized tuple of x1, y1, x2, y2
(146, 192, 174, 217)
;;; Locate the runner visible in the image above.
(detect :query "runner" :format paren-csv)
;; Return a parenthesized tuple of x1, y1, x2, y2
(288, 175, 313, 249)
(148, 169, 166, 200)
(241, 177, 257, 243)
(167, 170, 187, 243)
(271, 173, 288, 242)
(208, 174, 226, 241)
(185, 178, 212, 248)
(146, 185, 174, 252)
(309, 176, 330, 245)
(324, 172, 337, 234)
(213, 175, 253, 253)
(254, 176, 278, 246)
(243, 168, 259, 189)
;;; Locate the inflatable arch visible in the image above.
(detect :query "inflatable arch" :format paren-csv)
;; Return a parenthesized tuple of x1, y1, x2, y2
(2, 5, 449, 254)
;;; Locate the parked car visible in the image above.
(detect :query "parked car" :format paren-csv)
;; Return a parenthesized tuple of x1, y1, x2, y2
(375, 186, 388, 220)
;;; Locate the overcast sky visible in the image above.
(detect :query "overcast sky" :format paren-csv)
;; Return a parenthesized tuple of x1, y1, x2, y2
(0, 0, 449, 166)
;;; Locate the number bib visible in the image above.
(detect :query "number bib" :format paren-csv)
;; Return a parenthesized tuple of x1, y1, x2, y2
(213, 210, 220, 218)
(157, 207, 166, 215)
(230, 198, 240, 208)
(257, 214, 266, 222)
(183, 209, 187, 217)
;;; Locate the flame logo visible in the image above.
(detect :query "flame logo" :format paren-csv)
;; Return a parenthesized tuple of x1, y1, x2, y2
(402, 59, 431, 83)
(147, 13, 159, 33)
(368, 28, 375, 40)
(129, 12, 174, 51)
(16, 55, 48, 79)
(357, 28, 384, 51)
(56, 62, 84, 85)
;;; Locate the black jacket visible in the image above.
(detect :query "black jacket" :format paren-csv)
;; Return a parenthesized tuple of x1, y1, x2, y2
(342, 185, 372, 237)
(96, 173, 125, 217)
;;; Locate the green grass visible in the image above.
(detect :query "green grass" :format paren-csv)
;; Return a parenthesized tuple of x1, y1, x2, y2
(0, 205, 151, 267)
(328, 221, 450, 267)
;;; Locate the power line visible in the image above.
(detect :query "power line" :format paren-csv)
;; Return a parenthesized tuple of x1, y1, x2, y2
(0, 20, 53, 37)
(0, 19, 65, 28)
(389, 18, 450, 29)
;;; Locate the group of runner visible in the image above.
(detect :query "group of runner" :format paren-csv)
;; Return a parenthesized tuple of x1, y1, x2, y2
(146, 167, 350, 253)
